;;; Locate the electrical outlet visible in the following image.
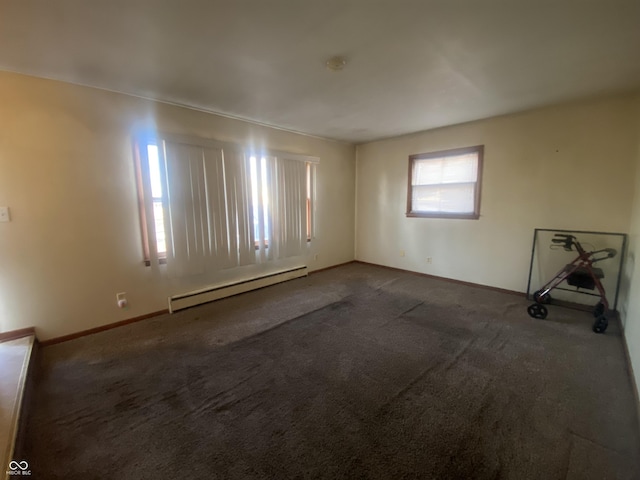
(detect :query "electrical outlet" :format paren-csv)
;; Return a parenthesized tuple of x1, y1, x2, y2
(426, 257, 432, 264)
(0, 206, 10, 222)
(116, 292, 128, 308)
(314, 254, 319, 261)
(400, 250, 405, 257)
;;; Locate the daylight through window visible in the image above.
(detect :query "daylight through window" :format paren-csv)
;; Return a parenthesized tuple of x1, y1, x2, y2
(135, 137, 315, 272)
(406, 145, 483, 219)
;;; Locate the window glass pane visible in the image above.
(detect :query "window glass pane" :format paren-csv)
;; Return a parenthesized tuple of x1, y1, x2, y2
(260, 157, 269, 241)
(413, 153, 478, 186)
(250, 156, 271, 244)
(441, 154, 477, 184)
(152, 200, 167, 254)
(412, 184, 475, 213)
(413, 158, 443, 185)
(147, 144, 163, 198)
(250, 156, 260, 242)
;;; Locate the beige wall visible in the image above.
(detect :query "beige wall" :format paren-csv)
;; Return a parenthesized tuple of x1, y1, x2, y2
(619, 98, 640, 397)
(0, 71, 356, 340)
(356, 95, 640, 292)
(2, 67, 639, 397)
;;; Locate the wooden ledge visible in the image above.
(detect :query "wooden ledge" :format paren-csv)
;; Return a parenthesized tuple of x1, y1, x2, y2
(0, 328, 35, 344)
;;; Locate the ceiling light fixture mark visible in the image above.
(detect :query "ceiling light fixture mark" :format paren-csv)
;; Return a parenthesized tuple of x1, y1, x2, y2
(326, 56, 347, 72)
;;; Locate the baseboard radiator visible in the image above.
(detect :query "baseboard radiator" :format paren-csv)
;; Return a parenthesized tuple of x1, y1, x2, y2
(168, 266, 308, 313)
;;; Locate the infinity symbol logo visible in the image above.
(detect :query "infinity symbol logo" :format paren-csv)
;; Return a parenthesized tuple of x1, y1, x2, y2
(9, 461, 28, 470)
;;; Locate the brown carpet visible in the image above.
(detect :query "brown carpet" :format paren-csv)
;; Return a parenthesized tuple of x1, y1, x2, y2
(23, 263, 640, 479)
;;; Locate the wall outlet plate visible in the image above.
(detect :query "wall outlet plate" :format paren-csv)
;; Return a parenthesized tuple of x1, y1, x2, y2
(116, 292, 128, 308)
(0, 206, 10, 222)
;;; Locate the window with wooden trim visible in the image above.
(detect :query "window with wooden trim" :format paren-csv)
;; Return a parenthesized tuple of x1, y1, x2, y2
(134, 135, 317, 273)
(406, 145, 483, 219)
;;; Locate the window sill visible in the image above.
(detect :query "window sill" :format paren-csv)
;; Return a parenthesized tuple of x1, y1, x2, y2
(406, 212, 480, 220)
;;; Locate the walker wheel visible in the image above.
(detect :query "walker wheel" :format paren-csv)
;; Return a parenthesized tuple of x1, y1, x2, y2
(527, 303, 548, 319)
(533, 290, 552, 304)
(592, 315, 608, 334)
(593, 302, 605, 318)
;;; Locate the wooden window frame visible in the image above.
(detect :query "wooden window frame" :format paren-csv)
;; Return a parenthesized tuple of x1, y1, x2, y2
(406, 145, 484, 220)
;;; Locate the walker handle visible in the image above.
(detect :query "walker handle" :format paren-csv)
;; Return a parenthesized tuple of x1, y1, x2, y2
(591, 248, 617, 263)
(551, 234, 576, 251)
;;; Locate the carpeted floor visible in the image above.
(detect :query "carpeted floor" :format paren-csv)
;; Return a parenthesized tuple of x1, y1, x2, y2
(23, 263, 640, 479)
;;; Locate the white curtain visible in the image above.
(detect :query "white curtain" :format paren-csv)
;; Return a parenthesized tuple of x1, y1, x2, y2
(162, 142, 212, 277)
(159, 142, 253, 277)
(150, 138, 313, 278)
(271, 157, 307, 259)
(221, 149, 255, 267)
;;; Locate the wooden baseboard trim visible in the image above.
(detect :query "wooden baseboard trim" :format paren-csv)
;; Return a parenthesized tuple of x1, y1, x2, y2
(41, 310, 169, 347)
(309, 260, 357, 275)
(39, 262, 353, 347)
(0, 327, 36, 344)
(353, 260, 526, 298)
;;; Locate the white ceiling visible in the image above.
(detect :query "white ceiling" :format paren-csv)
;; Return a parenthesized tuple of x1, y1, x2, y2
(1, 1, 639, 143)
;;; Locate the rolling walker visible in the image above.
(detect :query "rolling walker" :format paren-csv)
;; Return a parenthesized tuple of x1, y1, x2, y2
(527, 234, 617, 333)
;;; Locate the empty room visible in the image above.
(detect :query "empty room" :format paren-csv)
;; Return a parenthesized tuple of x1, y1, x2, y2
(1, 1, 640, 479)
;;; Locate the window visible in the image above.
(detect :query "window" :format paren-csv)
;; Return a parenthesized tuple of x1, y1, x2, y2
(134, 141, 168, 265)
(249, 157, 313, 248)
(406, 145, 483, 219)
(145, 144, 167, 257)
(134, 135, 316, 272)
(249, 155, 271, 247)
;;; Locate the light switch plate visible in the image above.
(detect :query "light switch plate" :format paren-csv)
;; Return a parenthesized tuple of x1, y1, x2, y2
(0, 206, 10, 222)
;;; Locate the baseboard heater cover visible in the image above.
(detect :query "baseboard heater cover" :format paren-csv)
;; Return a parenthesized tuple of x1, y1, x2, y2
(168, 266, 308, 313)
